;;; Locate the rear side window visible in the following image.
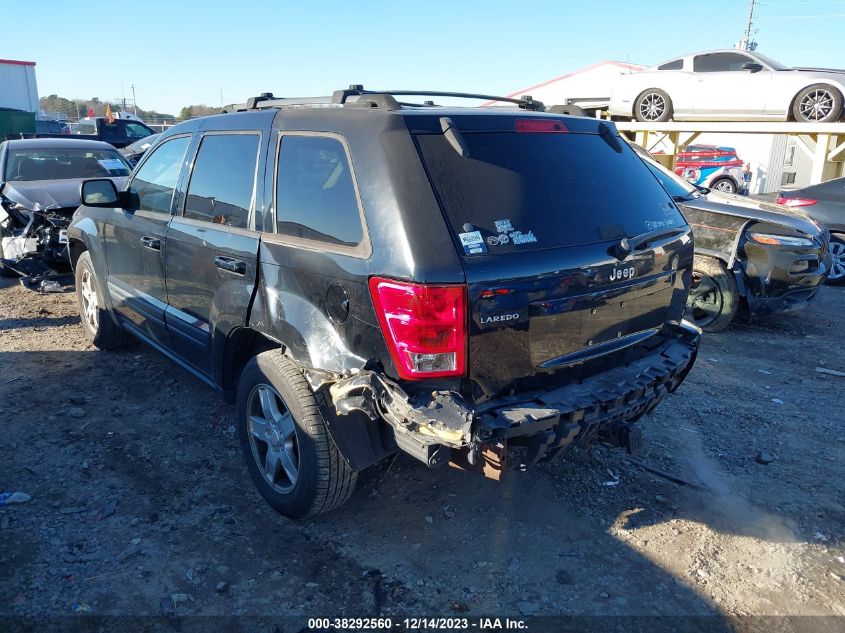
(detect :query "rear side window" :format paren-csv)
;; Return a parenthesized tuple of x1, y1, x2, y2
(184, 134, 260, 228)
(658, 59, 683, 70)
(416, 131, 686, 253)
(130, 135, 190, 214)
(275, 135, 363, 247)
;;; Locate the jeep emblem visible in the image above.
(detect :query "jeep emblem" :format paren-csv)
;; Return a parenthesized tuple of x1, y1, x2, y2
(609, 266, 636, 282)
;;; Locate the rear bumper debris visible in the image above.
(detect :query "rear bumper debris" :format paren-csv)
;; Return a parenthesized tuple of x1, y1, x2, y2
(328, 321, 700, 474)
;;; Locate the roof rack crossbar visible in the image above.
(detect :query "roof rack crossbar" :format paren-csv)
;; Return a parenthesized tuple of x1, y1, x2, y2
(223, 87, 546, 113)
(333, 87, 545, 111)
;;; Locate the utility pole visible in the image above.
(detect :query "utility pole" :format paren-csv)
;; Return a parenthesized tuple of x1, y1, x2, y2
(131, 84, 138, 115)
(739, 0, 757, 50)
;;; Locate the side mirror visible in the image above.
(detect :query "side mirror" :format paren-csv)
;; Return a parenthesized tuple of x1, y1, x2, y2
(742, 62, 763, 73)
(81, 179, 120, 207)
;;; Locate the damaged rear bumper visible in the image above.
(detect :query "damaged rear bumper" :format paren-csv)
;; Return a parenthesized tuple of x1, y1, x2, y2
(327, 321, 700, 472)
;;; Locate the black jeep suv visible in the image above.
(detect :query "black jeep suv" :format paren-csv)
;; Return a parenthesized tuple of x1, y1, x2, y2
(68, 88, 700, 519)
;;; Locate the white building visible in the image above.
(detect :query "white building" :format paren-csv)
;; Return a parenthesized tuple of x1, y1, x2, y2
(492, 60, 645, 110)
(501, 61, 814, 194)
(0, 58, 39, 112)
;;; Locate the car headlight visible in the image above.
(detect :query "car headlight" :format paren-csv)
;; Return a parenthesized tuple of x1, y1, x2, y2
(747, 232, 815, 248)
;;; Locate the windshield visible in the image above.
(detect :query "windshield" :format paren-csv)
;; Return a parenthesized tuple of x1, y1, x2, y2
(753, 52, 789, 71)
(4, 147, 132, 181)
(416, 131, 687, 252)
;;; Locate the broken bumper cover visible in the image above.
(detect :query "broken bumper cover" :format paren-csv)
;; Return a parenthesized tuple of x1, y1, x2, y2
(328, 321, 700, 470)
(474, 321, 699, 462)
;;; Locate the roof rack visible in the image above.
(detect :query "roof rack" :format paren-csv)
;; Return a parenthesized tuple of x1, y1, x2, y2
(221, 86, 546, 113)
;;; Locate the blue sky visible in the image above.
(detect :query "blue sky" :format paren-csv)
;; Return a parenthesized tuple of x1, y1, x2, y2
(5, 0, 845, 115)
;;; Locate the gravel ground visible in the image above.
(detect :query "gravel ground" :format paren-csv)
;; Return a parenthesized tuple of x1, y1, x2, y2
(1, 278, 843, 631)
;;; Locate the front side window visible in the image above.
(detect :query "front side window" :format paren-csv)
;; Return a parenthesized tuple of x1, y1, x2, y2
(130, 135, 190, 214)
(183, 134, 259, 228)
(275, 135, 363, 247)
(4, 147, 132, 181)
(693, 52, 752, 73)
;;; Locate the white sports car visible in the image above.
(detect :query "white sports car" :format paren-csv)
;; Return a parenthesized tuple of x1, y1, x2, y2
(609, 49, 845, 123)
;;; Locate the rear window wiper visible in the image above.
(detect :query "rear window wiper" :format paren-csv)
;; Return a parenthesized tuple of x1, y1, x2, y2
(614, 227, 687, 260)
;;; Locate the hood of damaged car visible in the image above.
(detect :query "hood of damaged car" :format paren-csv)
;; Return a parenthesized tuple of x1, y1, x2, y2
(684, 190, 822, 236)
(1, 178, 129, 212)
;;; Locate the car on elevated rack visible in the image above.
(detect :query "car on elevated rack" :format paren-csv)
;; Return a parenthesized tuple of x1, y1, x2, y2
(631, 143, 831, 331)
(67, 87, 700, 519)
(610, 49, 845, 123)
(777, 176, 845, 285)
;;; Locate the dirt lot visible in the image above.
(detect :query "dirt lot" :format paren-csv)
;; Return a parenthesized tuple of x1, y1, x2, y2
(1, 277, 843, 631)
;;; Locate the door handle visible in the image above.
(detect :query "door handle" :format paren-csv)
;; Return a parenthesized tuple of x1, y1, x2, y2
(140, 236, 161, 250)
(214, 255, 247, 275)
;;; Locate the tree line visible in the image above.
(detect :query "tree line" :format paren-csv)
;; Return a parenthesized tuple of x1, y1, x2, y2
(39, 95, 221, 123)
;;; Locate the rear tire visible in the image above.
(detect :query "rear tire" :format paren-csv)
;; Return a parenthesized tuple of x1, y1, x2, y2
(74, 251, 128, 349)
(827, 235, 845, 285)
(236, 350, 357, 519)
(634, 89, 673, 122)
(687, 256, 739, 332)
(710, 177, 737, 194)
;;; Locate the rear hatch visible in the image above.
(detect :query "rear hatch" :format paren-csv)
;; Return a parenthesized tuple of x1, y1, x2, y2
(410, 113, 694, 398)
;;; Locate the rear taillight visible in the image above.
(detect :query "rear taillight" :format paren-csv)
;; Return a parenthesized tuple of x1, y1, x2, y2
(777, 196, 817, 207)
(368, 277, 466, 380)
(515, 119, 568, 133)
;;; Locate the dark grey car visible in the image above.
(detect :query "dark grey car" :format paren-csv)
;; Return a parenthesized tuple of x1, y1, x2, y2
(633, 148, 830, 331)
(778, 176, 845, 284)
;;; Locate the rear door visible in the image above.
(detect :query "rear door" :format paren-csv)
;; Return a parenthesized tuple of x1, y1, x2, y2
(104, 134, 191, 346)
(163, 131, 264, 375)
(414, 118, 693, 396)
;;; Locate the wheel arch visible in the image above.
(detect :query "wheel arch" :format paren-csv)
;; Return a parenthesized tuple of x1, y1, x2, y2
(220, 327, 283, 403)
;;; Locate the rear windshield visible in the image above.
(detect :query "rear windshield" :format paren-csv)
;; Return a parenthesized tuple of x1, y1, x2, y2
(416, 132, 686, 253)
(4, 147, 132, 181)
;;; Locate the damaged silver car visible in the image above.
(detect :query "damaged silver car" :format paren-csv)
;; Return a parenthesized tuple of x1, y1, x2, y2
(0, 138, 131, 290)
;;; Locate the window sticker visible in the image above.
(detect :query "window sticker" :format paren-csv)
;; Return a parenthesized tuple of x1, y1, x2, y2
(486, 218, 538, 247)
(458, 230, 487, 255)
(98, 159, 126, 171)
(494, 218, 514, 233)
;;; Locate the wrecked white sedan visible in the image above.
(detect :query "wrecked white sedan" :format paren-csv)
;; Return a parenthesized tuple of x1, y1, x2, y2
(0, 138, 131, 289)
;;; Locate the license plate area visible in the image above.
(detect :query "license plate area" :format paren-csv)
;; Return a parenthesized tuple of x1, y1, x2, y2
(529, 274, 674, 367)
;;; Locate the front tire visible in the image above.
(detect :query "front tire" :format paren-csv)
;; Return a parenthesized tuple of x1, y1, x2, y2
(827, 235, 845, 285)
(74, 251, 128, 349)
(792, 84, 843, 122)
(634, 89, 673, 122)
(687, 256, 740, 332)
(236, 350, 357, 519)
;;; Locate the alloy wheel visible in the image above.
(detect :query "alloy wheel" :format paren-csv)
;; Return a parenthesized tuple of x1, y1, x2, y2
(639, 93, 666, 121)
(799, 89, 834, 122)
(713, 180, 736, 193)
(688, 272, 723, 329)
(80, 269, 99, 334)
(246, 384, 300, 494)
(830, 240, 845, 282)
